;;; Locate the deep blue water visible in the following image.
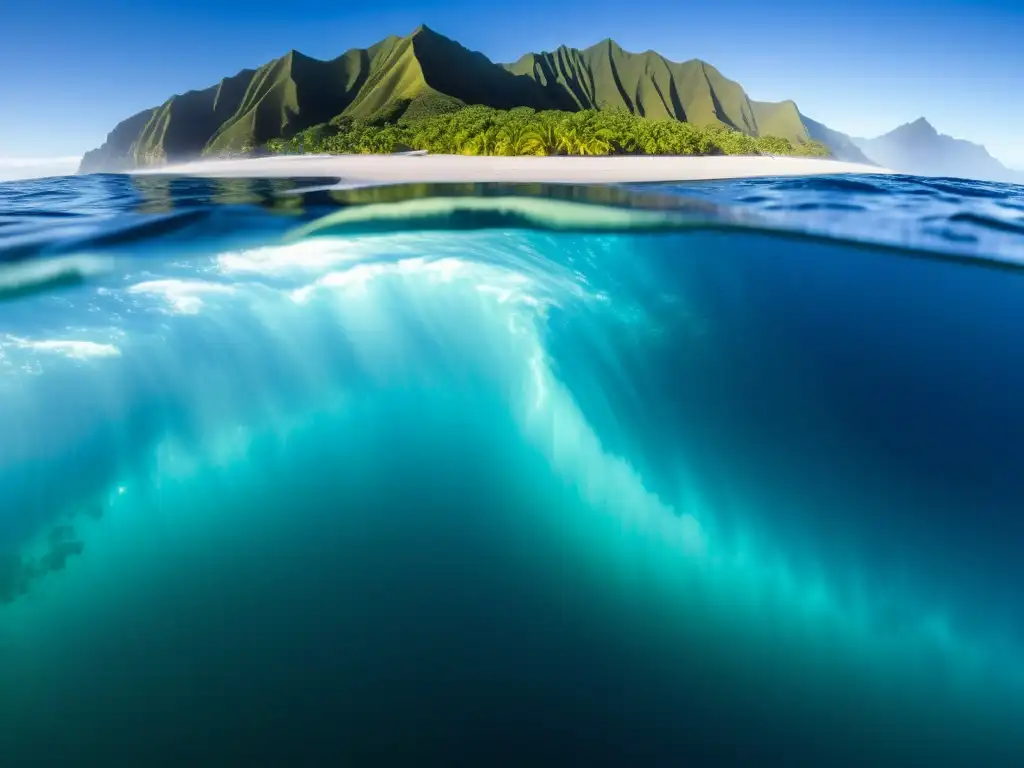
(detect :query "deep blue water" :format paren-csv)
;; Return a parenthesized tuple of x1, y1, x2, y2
(2, 172, 1024, 765)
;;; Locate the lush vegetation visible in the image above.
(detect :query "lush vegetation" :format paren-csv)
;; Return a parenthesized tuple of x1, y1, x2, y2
(264, 105, 831, 158)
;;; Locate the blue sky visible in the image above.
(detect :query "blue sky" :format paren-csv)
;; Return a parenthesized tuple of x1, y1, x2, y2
(1, 0, 1022, 170)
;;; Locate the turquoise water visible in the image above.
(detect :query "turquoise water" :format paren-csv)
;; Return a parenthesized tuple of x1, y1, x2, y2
(2, 174, 1024, 764)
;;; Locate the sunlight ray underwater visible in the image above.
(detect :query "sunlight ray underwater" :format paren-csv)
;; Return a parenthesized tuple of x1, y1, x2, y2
(2, 219, 1024, 764)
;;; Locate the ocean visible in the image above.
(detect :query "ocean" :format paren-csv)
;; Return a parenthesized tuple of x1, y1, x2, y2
(2, 172, 1023, 765)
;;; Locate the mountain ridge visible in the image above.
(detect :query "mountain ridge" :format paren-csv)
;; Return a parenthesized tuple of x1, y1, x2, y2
(502, 40, 809, 144)
(78, 26, 830, 173)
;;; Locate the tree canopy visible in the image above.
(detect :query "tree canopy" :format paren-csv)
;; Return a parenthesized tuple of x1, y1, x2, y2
(262, 105, 831, 158)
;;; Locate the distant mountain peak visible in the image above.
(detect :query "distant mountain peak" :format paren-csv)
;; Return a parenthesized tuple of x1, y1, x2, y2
(854, 116, 1019, 182)
(891, 117, 938, 137)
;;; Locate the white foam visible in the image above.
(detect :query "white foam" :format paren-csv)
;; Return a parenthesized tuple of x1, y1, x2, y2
(216, 239, 368, 276)
(3, 335, 121, 360)
(128, 279, 235, 314)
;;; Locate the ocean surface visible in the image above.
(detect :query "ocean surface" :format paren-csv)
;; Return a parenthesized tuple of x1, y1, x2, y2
(2, 171, 1024, 765)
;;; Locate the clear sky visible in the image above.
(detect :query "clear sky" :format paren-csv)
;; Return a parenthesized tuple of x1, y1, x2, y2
(1, 0, 1022, 171)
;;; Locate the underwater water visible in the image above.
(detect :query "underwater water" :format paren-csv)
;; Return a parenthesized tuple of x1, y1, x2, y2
(2, 172, 1024, 765)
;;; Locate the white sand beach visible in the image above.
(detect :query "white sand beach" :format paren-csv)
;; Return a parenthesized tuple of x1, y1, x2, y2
(135, 153, 893, 184)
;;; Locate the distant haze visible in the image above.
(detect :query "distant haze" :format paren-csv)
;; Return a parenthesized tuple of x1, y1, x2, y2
(853, 119, 1024, 183)
(0, 157, 81, 182)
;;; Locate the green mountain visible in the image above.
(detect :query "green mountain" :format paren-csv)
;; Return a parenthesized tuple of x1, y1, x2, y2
(503, 40, 808, 144)
(79, 26, 827, 173)
(852, 118, 1021, 183)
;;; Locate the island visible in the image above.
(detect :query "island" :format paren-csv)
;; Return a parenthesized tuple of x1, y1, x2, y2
(79, 26, 859, 176)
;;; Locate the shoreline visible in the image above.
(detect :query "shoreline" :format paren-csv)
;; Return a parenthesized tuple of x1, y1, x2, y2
(132, 154, 894, 184)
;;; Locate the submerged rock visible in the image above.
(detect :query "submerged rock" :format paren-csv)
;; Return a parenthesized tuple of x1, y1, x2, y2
(41, 539, 85, 572)
(1, 518, 93, 605)
(0, 533, 88, 604)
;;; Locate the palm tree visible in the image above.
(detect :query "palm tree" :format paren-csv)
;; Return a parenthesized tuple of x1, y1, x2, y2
(532, 120, 561, 156)
(267, 102, 811, 161)
(555, 124, 582, 155)
(575, 125, 614, 156)
(554, 112, 615, 156)
(496, 122, 542, 156)
(463, 126, 500, 155)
